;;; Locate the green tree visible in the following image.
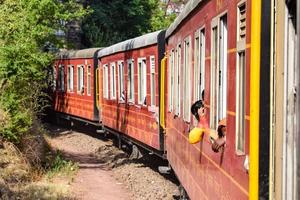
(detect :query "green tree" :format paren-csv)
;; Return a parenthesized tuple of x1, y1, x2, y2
(150, 1, 176, 31)
(81, 0, 175, 47)
(0, 0, 88, 142)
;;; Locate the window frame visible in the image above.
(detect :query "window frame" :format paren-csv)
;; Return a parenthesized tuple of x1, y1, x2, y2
(194, 27, 206, 102)
(117, 61, 125, 103)
(77, 65, 85, 95)
(127, 59, 135, 103)
(103, 64, 109, 99)
(110, 62, 117, 100)
(183, 36, 192, 122)
(138, 57, 147, 105)
(235, 2, 247, 154)
(67, 65, 74, 92)
(53, 66, 57, 91)
(150, 56, 156, 107)
(87, 65, 91, 96)
(236, 51, 246, 154)
(174, 44, 181, 116)
(210, 13, 228, 129)
(59, 65, 65, 92)
(218, 14, 228, 122)
(168, 50, 175, 111)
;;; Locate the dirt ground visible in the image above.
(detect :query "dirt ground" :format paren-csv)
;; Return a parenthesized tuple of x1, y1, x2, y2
(45, 124, 179, 200)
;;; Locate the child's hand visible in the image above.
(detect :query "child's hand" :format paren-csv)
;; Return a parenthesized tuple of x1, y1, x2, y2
(211, 137, 226, 152)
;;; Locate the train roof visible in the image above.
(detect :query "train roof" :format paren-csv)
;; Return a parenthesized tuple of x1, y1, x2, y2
(98, 30, 162, 58)
(57, 48, 103, 59)
(166, 0, 202, 39)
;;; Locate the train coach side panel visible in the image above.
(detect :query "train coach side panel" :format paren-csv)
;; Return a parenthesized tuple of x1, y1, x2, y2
(54, 58, 97, 121)
(165, 0, 251, 199)
(100, 45, 161, 150)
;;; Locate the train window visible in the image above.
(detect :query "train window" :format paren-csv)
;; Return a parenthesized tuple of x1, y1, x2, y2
(77, 65, 84, 95)
(235, 3, 246, 154)
(138, 58, 147, 105)
(194, 28, 206, 102)
(59, 65, 65, 92)
(103, 64, 109, 99)
(210, 14, 228, 129)
(127, 59, 135, 103)
(183, 37, 191, 122)
(168, 50, 174, 111)
(210, 25, 218, 129)
(53, 66, 57, 91)
(150, 56, 156, 106)
(110, 63, 116, 100)
(118, 61, 125, 102)
(236, 51, 246, 153)
(218, 15, 228, 122)
(174, 44, 181, 116)
(87, 66, 91, 96)
(67, 65, 74, 92)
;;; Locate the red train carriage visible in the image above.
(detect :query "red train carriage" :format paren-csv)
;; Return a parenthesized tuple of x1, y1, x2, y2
(164, 0, 251, 199)
(53, 48, 102, 122)
(97, 31, 166, 153)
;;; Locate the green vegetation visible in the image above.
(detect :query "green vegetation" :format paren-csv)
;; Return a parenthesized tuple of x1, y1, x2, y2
(0, 142, 78, 200)
(81, 0, 176, 47)
(0, 0, 182, 142)
(46, 152, 78, 179)
(0, 0, 88, 142)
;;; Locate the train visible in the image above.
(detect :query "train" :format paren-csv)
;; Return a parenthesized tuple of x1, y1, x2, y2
(52, 0, 300, 199)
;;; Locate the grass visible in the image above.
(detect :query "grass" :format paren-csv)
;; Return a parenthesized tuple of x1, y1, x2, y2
(0, 142, 78, 200)
(46, 151, 79, 180)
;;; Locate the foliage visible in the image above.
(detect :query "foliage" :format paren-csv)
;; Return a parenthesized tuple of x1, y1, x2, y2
(150, 1, 177, 31)
(0, 0, 88, 142)
(46, 152, 78, 179)
(81, 0, 176, 47)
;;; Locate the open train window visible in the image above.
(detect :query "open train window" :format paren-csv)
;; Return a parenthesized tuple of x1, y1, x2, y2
(87, 66, 91, 96)
(210, 14, 228, 129)
(53, 66, 57, 91)
(183, 37, 191, 122)
(59, 65, 65, 92)
(194, 28, 206, 102)
(118, 61, 125, 103)
(174, 44, 181, 116)
(103, 64, 109, 99)
(110, 62, 116, 100)
(218, 15, 228, 122)
(77, 65, 84, 95)
(150, 56, 156, 107)
(236, 51, 246, 153)
(168, 50, 175, 111)
(138, 58, 147, 105)
(210, 24, 218, 129)
(67, 65, 74, 92)
(235, 2, 246, 154)
(127, 59, 135, 103)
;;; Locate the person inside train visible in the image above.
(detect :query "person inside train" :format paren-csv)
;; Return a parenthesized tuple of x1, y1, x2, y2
(190, 96, 226, 153)
(190, 99, 209, 131)
(211, 118, 226, 153)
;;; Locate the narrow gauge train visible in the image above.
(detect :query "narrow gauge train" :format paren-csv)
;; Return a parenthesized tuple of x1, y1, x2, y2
(97, 30, 166, 152)
(52, 0, 300, 199)
(53, 48, 102, 123)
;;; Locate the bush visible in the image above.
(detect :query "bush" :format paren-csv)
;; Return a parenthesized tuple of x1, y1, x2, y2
(0, 0, 88, 142)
